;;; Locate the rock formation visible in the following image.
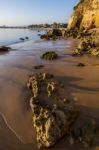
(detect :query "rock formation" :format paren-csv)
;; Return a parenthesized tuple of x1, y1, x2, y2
(27, 73, 99, 149)
(67, 0, 99, 30)
(0, 46, 11, 52)
(27, 73, 79, 148)
(67, 0, 99, 56)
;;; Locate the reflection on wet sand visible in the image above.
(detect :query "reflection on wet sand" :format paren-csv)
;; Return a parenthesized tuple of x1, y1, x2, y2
(0, 113, 37, 150)
(0, 39, 99, 149)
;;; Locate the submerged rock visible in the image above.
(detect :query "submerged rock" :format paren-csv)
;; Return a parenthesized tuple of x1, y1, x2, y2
(0, 46, 11, 52)
(25, 36, 29, 40)
(20, 38, 25, 41)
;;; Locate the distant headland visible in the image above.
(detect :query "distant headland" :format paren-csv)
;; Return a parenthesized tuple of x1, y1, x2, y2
(0, 22, 67, 29)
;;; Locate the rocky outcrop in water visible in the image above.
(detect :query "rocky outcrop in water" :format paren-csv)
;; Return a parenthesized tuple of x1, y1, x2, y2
(41, 51, 58, 60)
(0, 46, 11, 52)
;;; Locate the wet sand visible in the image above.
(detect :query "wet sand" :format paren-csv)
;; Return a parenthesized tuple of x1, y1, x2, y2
(0, 39, 99, 150)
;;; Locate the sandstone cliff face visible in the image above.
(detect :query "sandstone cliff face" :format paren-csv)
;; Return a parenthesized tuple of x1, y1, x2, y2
(67, 0, 99, 30)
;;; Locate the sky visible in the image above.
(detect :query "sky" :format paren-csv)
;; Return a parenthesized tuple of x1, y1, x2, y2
(0, 0, 79, 26)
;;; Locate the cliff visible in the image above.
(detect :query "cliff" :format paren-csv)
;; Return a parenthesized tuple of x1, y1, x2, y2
(67, 0, 99, 30)
(67, 0, 99, 56)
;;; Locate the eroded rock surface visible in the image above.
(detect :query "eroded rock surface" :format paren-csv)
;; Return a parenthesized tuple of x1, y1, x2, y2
(73, 29, 99, 56)
(67, 0, 99, 30)
(27, 73, 79, 148)
(66, 0, 99, 56)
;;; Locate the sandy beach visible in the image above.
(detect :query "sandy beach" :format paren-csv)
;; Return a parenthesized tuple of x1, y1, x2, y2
(0, 38, 99, 150)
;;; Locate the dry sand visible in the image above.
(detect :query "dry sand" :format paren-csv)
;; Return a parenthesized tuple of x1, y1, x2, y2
(0, 39, 99, 150)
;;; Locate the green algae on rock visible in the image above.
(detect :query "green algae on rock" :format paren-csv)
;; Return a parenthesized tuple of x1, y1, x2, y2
(41, 51, 58, 60)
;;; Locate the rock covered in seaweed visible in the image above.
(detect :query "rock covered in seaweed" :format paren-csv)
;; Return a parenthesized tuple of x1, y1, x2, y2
(41, 51, 58, 60)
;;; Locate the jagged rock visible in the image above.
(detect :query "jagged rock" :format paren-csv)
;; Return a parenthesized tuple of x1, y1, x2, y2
(47, 82, 56, 97)
(27, 75, 39, 98)
(66, 0, 99, 54)
(72, 48, 83, 56)
(30, 97, 79, 148)
(40, 34, 50, 40)
(90, 48, 99, 56)
(40, 29, 63, 40)
(61, 29, 67, 38)
(47, 29, 62, 38)
(27, 73, 79, 148)
(72, 34, 99, 56)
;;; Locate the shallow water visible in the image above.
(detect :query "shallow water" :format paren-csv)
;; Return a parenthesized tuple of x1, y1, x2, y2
(0, 28, 45, 46)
